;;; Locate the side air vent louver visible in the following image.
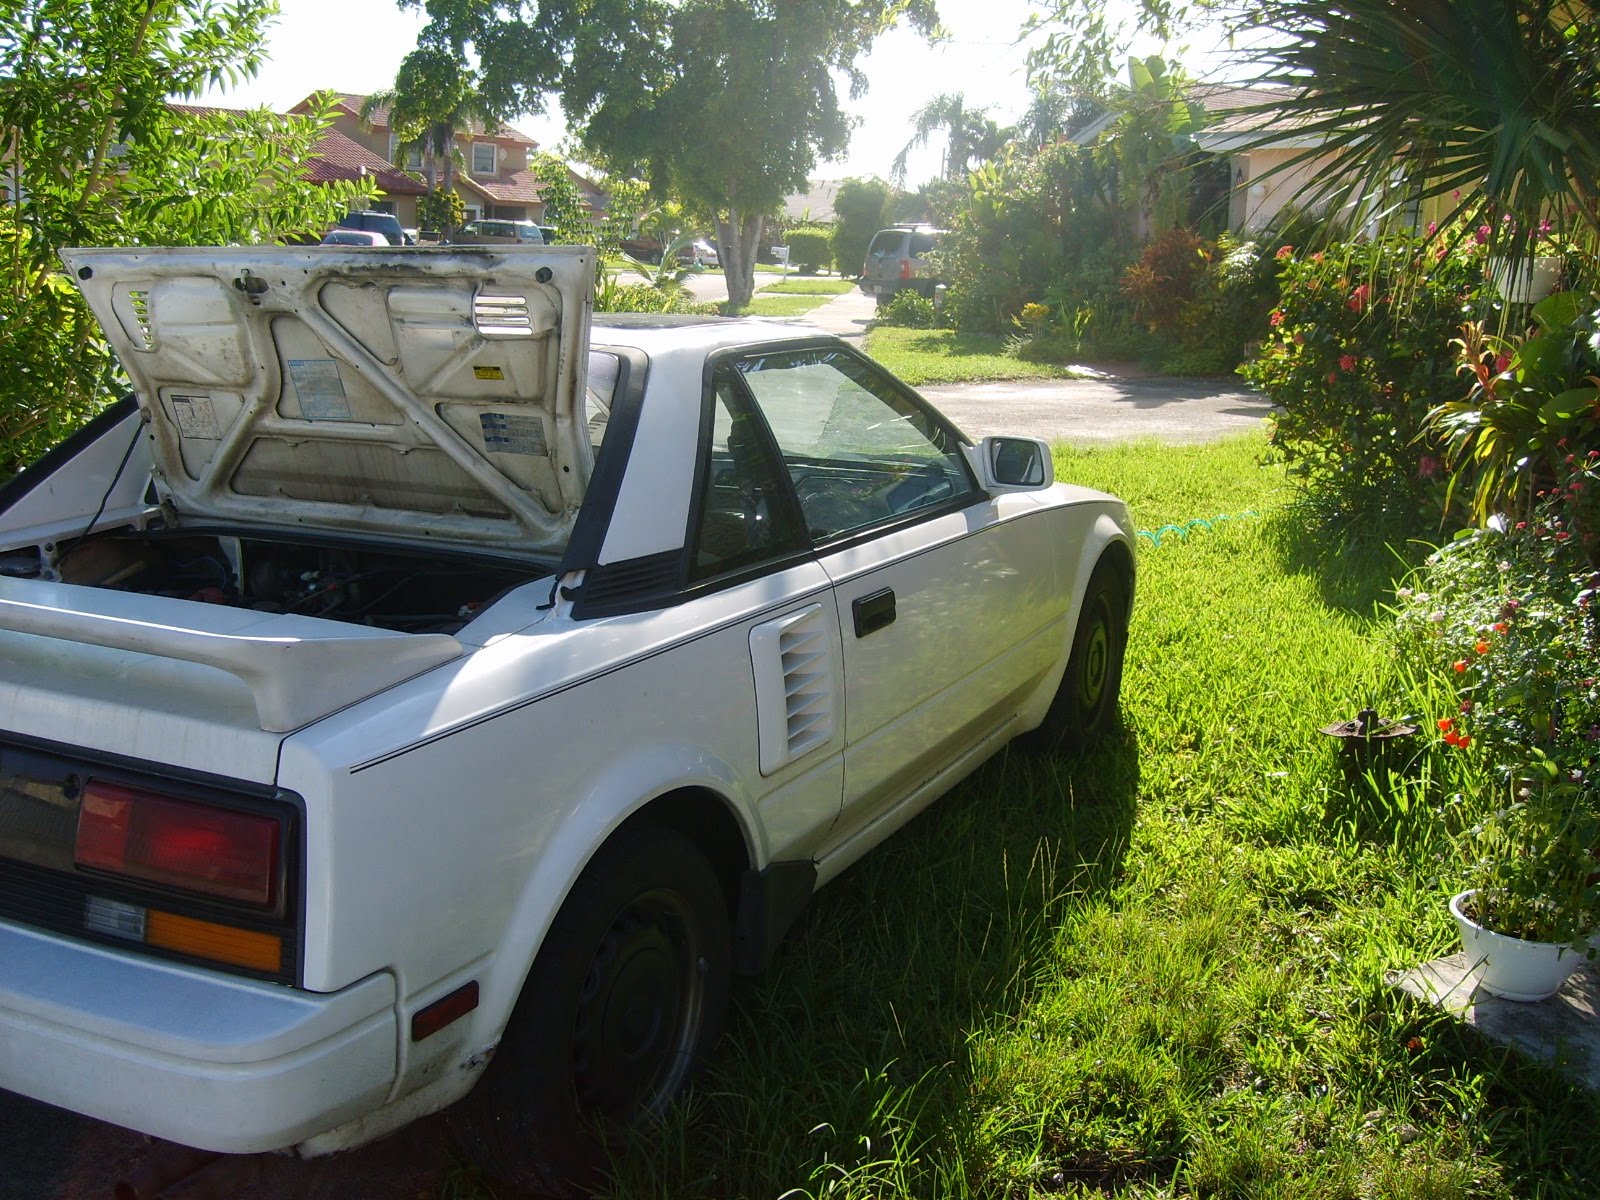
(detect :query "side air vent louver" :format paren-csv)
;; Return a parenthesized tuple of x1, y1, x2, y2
(129, 290, 154, 350)
(473, 293, 535, 338)
(750, 604, 836, 776)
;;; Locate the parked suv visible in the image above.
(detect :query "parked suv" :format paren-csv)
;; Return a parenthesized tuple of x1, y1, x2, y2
(452, 219, 545, 246)
(860, 224, 944, 305)
(335, 210, 414, 246)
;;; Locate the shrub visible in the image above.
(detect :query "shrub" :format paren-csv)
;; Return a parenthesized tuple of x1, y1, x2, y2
(1122, 228, 1211, 333)
(593, 276, 718, 315)
(878, 290, 938, 328)
(785, 226, 832, 274)
(1241, 234, 1488, 531)
(416, 189, 464, 236)
(830, 178, 891, 280)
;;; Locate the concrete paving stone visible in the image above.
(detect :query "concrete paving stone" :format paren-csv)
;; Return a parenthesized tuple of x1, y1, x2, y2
(1391, 953, 1600, 1091)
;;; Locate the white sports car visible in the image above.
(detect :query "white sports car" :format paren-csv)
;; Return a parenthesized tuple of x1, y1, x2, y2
(0, 246, 1132, 1193)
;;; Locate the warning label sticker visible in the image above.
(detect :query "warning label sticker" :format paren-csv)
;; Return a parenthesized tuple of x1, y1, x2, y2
(170, 393, 220, 439)
(480, 412, 547, 456)
(288, 358, 352, 421)
(473, 365, 506, 381)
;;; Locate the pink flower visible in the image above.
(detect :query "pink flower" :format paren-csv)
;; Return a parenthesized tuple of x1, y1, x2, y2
(1275, 245, 1294, 259)
(1475, 225, 1491, 244)
(1269, 310, 1284, 327)
(1426, 221, 1438, 236)
(1346, 284, 1370, 313)
(1494, 353, 1511, 374)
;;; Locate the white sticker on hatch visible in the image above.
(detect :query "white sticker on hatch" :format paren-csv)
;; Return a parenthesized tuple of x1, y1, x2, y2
(170, 393, 220, 439)
(288, 358, 352, 421)
(480, 412, 547, 456)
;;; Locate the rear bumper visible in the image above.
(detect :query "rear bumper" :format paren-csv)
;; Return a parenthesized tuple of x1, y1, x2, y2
(0, 921, 396, 1153)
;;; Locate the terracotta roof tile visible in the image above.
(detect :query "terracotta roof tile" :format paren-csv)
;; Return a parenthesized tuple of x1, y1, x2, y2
(305, 128, 425, 195)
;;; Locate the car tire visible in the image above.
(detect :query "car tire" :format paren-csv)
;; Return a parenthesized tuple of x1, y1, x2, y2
(1020, 560, 1129, 754)
(451, 823, 732, 1197)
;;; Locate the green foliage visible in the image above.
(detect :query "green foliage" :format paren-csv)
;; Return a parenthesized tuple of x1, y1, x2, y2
(784, 225, 832, 274)
(0, 4, 371, 480)
(876, 290, 938, 328)
(416, 189, 464, 233)
(412, 0, 938, 308)
(1233, 0, 1600, 257)
(593, 175, 650, 255)
(1241, 235, 1488, 532)
(829, 177, 891, 279)
(890, 92, 1010, 185)
(593, 275, 717, 315)
(1121, 226, 1210, 332)
(1431, 288, 1600, 537)
(527, 153, 590, 244)
(1394, 518, 1600, 943)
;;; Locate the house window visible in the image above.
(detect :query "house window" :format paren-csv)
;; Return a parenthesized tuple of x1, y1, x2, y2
(471, 143, 496, 175)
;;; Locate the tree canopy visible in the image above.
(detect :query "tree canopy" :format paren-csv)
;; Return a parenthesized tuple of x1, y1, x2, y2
(0, 0, 372, 478)
(399, 0, 938, 305)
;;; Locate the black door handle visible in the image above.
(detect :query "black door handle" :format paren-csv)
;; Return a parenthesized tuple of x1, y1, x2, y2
(852, 588, 896, 638)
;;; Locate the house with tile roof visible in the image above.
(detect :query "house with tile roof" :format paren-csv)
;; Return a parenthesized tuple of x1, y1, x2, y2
(291, 92, 600, 232)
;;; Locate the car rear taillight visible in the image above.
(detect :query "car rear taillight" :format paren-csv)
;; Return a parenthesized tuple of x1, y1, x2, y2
(899, 257, 914, 279)
(75, 781, 280, 906)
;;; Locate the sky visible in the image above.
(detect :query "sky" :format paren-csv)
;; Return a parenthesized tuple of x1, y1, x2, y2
(195, 0, 1234, 189)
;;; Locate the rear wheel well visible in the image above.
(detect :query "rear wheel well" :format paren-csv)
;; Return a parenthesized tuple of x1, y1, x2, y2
(618, 787, 751, 919)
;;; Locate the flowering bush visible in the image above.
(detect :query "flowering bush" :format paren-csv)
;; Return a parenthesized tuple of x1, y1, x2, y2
(1242, 233, 1487, 529)
(1394, 509, 1600, 941)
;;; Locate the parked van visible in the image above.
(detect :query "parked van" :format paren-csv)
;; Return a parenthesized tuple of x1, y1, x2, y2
(452, 220, 546, 246)
(859, 224, 944, 305)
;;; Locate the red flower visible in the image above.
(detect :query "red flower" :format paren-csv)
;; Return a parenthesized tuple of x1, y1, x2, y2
(1494, 353, 1511, 374)
(1444, 731, 1461, 746)
(1293, 332, 1305, 345)
(1475, 640, 1490, 654)
(1339, 354, 1359, 372)
(1457, 734, 1472, 748)
(1437, 717, 1453, 732)
(1327, 371, 1339, 386)
(1453, 660, 1468, 673)
(1460, 700, 1474, 713)
(1269, 310, 1284, 327)
(1417, 455, 1441, 479)
(1275, 245, 1294, 259)
(1492, 621, 1509, 634)
(1346, 284, 1370, 312)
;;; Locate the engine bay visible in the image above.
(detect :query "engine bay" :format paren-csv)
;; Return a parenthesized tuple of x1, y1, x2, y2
(22, 529, 551, 635)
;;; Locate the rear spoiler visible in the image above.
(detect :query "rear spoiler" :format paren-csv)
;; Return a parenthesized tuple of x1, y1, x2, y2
(0, 578, 461, 733)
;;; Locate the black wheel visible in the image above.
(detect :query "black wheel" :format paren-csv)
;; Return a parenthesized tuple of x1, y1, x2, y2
(451, 824, 731, 1197)
(1020, 561, 1129, 753)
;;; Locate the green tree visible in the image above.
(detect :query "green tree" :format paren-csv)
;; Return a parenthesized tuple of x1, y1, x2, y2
(830, 176, 892, 279)
(401, 0, 937, 308)
(0, 0, 372, 479)
(527, 152, 590, 244)
(364, 43, 497, 239)
(891, 92, 1011, 185)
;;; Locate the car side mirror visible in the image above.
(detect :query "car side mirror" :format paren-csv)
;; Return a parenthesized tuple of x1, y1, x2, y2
(967, 436, 1054, 492)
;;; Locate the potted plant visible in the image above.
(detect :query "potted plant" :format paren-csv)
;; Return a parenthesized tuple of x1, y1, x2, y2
(1452, 764, 1600, 1001)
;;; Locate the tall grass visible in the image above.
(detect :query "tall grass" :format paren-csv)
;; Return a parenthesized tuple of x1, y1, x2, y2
(582, 435, 1600, 1198)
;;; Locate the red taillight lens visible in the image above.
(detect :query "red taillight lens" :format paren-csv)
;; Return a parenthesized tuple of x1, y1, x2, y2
(75, 782, 280, 907)
(899, 257, 913, 279)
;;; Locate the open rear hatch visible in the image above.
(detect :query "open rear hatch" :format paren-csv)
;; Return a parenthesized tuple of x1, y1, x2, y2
(62, 245, 596, 557)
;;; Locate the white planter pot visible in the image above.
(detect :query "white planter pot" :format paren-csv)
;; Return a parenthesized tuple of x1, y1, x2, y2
(1486, 255, 1562, 304)
(1451, 889, 1589, 1002)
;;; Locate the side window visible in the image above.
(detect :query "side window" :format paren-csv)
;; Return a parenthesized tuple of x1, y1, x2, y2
(688, 373, 806, 582)
(734, 347, 975, 542)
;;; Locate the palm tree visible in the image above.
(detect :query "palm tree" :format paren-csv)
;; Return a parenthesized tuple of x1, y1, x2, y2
(1233, 0, 1600, 252)
(364, 45, 499, 236)
(891, 93, 1011, 185)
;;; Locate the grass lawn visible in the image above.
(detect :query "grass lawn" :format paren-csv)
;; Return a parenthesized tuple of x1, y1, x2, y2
(867, 325, 1089, 387)
(575, 434, 1600, 1199)
(731, 292, 834, 318)
(758, 277, 858, 296)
